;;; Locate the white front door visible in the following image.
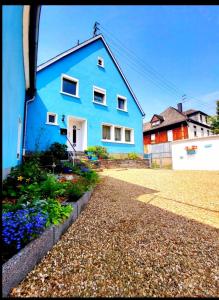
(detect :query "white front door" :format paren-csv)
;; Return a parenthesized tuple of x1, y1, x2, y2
(70, 120, 82, 151)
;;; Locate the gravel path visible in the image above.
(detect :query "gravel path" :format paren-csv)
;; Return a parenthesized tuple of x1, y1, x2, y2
(11, 172, 219, 297)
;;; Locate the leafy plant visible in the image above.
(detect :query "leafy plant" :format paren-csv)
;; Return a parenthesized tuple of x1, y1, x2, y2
(65, 180, 88, 201)
(33, 198, 73, 226)
(48, 142, 68, 160)
(127, 152, 139, 160)
(80, 169, 99, 187)
(85, 146, 109, 159)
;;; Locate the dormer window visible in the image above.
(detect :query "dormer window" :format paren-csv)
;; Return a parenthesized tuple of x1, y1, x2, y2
(97, 57, 104, 68)
(151, 120, 160, 127)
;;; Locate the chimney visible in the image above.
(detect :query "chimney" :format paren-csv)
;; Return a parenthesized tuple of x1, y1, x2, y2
(177, 103, 183, 112)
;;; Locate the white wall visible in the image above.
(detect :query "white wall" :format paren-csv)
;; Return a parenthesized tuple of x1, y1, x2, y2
(187, 122, 211, 138)
(172, 135, 219, 170)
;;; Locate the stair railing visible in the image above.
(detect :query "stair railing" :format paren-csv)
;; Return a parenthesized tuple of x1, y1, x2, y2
(66, 136, 77, 166)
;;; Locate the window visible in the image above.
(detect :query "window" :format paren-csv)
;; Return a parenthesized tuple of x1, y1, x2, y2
(194, 126, 197, 137)
(207, 130, 210, 136)
(151, 120, 160, 127)
(117, 96, 127, 111)
(93, 86, 106, 105)
(47, 112, 58, 125)
(201, 128, 204, 136)
(200, 114, 203, 122)
(205, 116, 208, 123)
(97, 57, 104, 67)
(167, 130, 173, 141)
(151, 133, 155, 143)
(102, 125, 111, 140)
(125, 129, 131, 142)
(102, 123, 134, 143)
(115, 127, 122, 141)
(61, 75, 79, 97)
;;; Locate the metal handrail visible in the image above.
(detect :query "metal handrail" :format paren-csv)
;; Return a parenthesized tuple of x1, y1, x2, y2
(66, 135, 76, 166)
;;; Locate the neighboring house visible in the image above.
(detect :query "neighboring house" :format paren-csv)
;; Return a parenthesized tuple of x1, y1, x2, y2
(2, 5, 40, 178)
(26, 34, 145, 156)
(143, 103, 212, 148)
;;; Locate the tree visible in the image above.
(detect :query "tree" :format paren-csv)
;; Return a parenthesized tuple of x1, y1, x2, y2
(208, 100, 219, 134)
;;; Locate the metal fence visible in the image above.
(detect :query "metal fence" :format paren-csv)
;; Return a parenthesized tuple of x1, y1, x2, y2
(144, 142, 172, 168)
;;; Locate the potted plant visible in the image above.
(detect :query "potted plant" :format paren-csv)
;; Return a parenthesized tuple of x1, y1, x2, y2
(62, 162, 73, 174)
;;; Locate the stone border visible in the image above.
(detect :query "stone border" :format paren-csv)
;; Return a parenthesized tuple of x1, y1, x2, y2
(2, 189, 93, 298)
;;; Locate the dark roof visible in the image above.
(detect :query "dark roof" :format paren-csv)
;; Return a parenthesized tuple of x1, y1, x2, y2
(37, 34, 145, 116)
(144, 106, 211, 133)
(144, 107, 187, 132)
(183, 109, 197, 115)
(183, 109, 209, 117)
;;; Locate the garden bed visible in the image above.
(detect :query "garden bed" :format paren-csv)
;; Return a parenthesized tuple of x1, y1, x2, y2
(2, 189, 93, 297)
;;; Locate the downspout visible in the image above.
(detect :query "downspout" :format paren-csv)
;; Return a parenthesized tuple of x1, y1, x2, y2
(23, 95, 35, 156)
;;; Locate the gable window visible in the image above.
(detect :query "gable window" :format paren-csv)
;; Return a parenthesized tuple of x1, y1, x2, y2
(61, 75, 79, 97)
(97, 57, 104, 67)
(93, 86, 106, 105)
(117, 95, 127, 111)
(115, 127, 122, 141)
(102, 125, 111, 140)
(47, 112, 58, 125)
(152, 120, 160, 127)
(125, 129, 131, 142)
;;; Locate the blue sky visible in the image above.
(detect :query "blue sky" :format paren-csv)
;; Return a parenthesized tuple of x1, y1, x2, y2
(38, 5, 219, 120)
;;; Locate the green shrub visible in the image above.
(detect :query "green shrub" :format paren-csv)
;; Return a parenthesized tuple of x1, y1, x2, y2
(31, 199, 73, 226)
(81, 170, 99, 187)
(48, 142, 68, 160)
(2, 159, 47, 199)
(65, 180, 88, 201)
(127, 152, 139, 160)
(85, 146, 109, 159)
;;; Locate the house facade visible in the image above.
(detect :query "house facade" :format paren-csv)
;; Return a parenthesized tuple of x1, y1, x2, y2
(26, 35, 145, 156)
(143, 103, 212, 149)
(2, 5, 40, 178)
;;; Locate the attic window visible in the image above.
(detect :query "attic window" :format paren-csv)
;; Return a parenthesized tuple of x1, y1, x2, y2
(151, 120, 160, 127)
(97, 57, 104, 67)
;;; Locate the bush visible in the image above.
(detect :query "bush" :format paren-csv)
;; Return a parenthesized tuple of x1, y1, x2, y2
(2, 159, 47, 199)
(65, 180, 88, 201)
(85, 146, 109, 159)
(80, 169, 99, 187)
(48, 142, 68, 160)
(127, 152, 139, 160)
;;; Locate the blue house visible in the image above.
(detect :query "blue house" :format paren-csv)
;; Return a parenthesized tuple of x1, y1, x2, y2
(26, 34, 145, 156)
(2, 5, 41, 178)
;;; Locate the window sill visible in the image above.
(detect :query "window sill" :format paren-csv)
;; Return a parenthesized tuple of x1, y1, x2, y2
(92, 101, 108, 107)
(60, 91, 80, 99)
(97, 64, 104, 68)
(101, 139, 134, 144)
(45, 122, 59, 126)
(117, 108, 128, 112)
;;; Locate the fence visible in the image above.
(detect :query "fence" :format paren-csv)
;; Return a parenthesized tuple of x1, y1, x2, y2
(144, 142, 172, 168)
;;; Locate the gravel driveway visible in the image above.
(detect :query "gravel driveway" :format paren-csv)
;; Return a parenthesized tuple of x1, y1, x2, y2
(11, 169, 219, 297)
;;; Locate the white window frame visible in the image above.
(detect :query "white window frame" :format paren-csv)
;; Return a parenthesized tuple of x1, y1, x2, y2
(117, 95, 127, 112)
(102, 124, 112, 141)
(101, 123, 134, 144)
(60, 74, 79, 98)
(46, 112, 58, 125)
(93, 86, 107, 106)
(124, 128, 132, 143)
(167, 130, 173, 141)
(151, 133, 155, 141)
(97, 56, 104, 68)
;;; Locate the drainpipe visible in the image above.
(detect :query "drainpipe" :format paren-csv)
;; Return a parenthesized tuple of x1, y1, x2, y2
(22, 95, 35, 157)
